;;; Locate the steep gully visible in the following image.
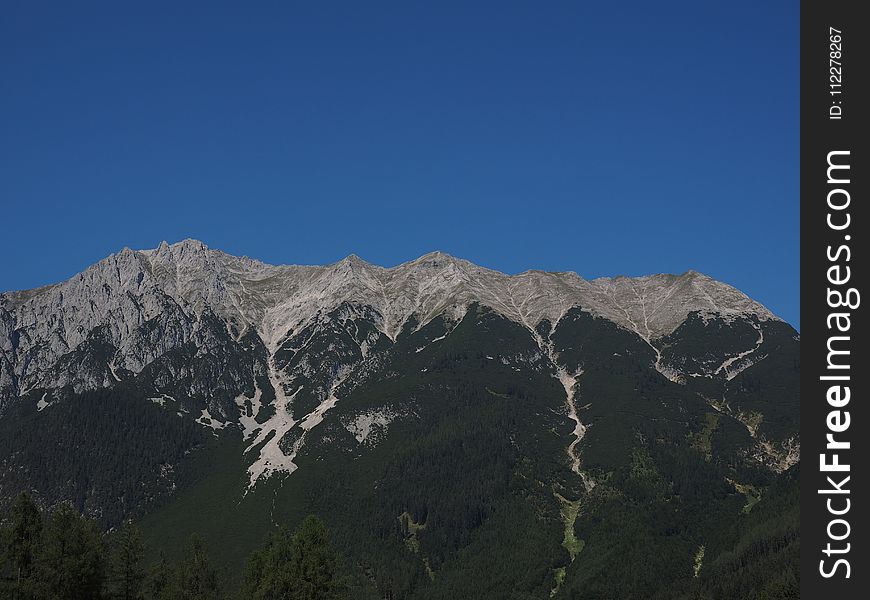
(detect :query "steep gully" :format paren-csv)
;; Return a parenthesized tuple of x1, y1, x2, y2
(240, 291, 595, 492)
(506, 286, 595, 492)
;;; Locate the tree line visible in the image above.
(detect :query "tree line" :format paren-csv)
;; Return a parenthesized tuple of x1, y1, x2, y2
(0, 492, 343, 600)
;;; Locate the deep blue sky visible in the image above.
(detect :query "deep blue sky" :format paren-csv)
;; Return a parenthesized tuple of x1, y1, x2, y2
(0, 1, 799, 327)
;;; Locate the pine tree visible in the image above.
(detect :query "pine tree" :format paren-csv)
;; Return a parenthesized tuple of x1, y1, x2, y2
(110, 522, 145, 600)
(174, 534, 219, 600)
(239, 528, 294, 599)
(239, 515, 342, 600)
(141, 551, 172, 600)
(35, 503, 105, 600)
(5, 492, 43, 599)
(290, 515, 340, 600)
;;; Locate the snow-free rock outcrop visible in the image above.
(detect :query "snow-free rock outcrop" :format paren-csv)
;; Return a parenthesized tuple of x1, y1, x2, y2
(0, 240, 779, 411)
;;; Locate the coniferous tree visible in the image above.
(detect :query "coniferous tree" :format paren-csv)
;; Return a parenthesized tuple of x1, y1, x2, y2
(110, 522, 145, 600)
(34, 503, 105, 600)
(173, 535, 220, 600)
(290, 516, 340, 600)
(3, 492, 43, 599)
(141, 551, 172, 600)
(239, 528, 294, 599)
(240, 515, 341, 600)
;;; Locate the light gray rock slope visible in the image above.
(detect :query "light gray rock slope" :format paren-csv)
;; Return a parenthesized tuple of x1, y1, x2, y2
(0, 239, 777, 398)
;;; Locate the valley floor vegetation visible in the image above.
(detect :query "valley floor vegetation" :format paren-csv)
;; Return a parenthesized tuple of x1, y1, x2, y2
(0, 492, 343, 600)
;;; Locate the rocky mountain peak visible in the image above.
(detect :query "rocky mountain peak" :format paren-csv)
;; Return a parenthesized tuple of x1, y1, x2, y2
(0, 240, 781, 407)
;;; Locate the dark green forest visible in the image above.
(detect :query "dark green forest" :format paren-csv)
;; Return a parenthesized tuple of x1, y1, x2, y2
(0, 463, 799, 600)
(0, 492, 343, 600)
(0, 307, 801, 599)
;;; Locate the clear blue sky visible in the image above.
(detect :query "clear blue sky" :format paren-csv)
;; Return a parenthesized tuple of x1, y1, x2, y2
(0, 1, 799, 327)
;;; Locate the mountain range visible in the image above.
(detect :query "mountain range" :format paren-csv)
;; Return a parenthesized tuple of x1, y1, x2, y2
(0, 240, 800, 599)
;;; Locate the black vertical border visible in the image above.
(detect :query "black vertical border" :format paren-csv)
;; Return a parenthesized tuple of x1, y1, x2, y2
(801, 0, 868, 597)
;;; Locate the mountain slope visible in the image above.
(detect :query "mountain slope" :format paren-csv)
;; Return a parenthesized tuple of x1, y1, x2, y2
(0, 240, 799, 598)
